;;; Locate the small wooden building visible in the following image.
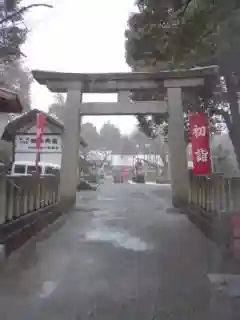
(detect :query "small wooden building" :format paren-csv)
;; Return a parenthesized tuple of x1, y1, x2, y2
(2, 109, 87, 166)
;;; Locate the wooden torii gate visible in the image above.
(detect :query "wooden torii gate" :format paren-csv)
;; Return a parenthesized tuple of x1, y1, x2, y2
(32, 66, 219, 208)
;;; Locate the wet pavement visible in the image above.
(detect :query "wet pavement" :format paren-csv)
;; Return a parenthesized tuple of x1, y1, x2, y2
(0, 182, 238, 319)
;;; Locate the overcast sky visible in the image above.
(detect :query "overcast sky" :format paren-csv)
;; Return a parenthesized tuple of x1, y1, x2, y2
(22, 0, 138, 133)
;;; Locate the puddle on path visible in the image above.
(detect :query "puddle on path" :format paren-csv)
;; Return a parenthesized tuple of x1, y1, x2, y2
(97, 196, 116, 201)
(92, 210, 125, 222)
(39, 281, 58, 299)
(92, 210, 111, 216)
(85, 228, 152, 252)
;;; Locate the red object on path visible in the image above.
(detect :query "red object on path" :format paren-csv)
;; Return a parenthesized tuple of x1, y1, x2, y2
(123, 168, 129, 178)
(35, 112, 46, 172)
(189, 112, 212, 176)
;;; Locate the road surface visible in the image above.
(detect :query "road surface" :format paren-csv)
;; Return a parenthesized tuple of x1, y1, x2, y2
(0, 182, 239, 319)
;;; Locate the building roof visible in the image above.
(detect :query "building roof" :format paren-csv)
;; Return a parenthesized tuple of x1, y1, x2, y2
(0, 87, 23, 113)
(1, 108, 87, 147)
(2, 109, 63, 141)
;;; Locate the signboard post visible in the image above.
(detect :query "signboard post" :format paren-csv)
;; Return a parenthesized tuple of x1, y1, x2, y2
(35, 113, 46, 174)
(189, 112, 212, 176)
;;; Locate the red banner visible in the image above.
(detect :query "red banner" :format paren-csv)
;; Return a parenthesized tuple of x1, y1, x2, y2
(36, 112, 46, 171)
(189, 112, 212, 176)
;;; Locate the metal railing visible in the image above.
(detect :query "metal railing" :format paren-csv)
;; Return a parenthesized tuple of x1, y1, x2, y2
(189, 170, 240, 216)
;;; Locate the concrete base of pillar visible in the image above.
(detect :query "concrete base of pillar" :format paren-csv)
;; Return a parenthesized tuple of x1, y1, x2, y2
(60, 196, 76, 211)
(0, 244, 5, 264)
(172, 194, 188, 209)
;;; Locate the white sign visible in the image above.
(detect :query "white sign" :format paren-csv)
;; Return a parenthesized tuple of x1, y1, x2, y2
(15, 134, 62, 153)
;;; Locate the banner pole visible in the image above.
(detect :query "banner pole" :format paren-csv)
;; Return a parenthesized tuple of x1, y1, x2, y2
(207, 109, 214, 174)
(35, 113, 46, 176)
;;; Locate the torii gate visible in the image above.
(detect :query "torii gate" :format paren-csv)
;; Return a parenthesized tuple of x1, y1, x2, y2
(32, 66, 219, 208)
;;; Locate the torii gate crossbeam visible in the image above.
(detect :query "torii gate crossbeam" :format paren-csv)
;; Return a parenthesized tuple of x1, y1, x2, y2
(32, 66, 219, 209)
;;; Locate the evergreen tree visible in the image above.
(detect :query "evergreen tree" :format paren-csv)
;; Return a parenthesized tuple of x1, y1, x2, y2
(125, 0, 240, 168)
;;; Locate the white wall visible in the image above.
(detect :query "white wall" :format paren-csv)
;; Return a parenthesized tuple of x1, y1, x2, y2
(136, 154, 164, 166)
(111, 155, 133, 167)
(15, 153, 62, 166)
(111, 154, 164, 167)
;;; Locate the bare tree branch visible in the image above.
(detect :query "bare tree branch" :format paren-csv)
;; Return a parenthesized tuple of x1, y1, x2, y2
(0, 4, 53, 25)
(177, 0, 194, 18)
(0, 4, 53, 58)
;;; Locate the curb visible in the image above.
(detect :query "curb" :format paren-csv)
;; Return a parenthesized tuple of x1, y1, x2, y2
(0, 203, 65, 259)
(186, 206, 234, 259)
(0, 244, 5, 263)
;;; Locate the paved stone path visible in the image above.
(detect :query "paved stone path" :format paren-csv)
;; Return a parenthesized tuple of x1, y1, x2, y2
(0, 182, 238, 319)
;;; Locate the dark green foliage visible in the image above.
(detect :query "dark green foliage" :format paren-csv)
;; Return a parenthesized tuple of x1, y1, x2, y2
(125, 0, 240, 145)
(0, 2, 52, 110)
(0, 0, 27, 59)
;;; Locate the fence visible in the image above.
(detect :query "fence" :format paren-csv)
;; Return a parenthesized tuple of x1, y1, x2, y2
(0, 175, 60, 225)
(188, 170, 240, 255)
(189, 170, 240, 216)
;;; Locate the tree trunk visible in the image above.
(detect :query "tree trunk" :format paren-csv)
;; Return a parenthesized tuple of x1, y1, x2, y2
(158, 140, 169, 181)
(228, 124, 240, 171)
(160, 157, 169, 181)
(224, 73, 240, 171)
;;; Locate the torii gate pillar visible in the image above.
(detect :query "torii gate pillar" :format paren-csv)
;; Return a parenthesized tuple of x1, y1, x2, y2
(60, 88, 82, 207)
(166, 84, 188, 208)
